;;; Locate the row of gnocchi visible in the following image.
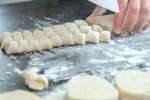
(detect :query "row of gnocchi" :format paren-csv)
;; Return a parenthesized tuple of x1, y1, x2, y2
(0, 20, 111, 54)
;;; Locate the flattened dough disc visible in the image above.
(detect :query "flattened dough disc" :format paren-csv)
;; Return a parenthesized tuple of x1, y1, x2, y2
(0, 90, 42, 100)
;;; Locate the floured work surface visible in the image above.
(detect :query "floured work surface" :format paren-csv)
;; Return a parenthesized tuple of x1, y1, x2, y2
(0, 29, 148, 92)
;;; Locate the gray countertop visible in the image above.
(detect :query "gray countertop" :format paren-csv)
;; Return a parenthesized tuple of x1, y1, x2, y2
(0, 1, 150, 99)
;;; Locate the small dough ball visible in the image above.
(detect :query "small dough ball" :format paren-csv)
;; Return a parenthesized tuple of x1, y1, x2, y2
(38, 37, 52, 50)
(0, 32, 11, 42)
(33, 30, 45, 38)
(92, 25, 103, 33)
(49, 35, 63, 47)
(5, 41, 20, 54)
(43, 27, 56, 37)
(79, 25, 92, 33)
(86, 31, 100, 43)
(115, 70, 150, 100)
(74, 20, 88, 27)
(99, 31, 111, 43)
(22, 69, 49, 91)
(1, 36, 13, 49)
(28, 75, 49, 91)
(65, 23, 79, 33)
(0, 90, 42, 100)
(53, 25, 68, 36)
(67, 75, 119, 100)
(73, 32, 86, 45)
(22, 31, 33, 40)
(18, 40, 29, 53)
(59, 33, 74, 46)
(28, 39, 40, 51)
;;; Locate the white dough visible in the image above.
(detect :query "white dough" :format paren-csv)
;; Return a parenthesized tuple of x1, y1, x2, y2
(92, 25, 103, 33)
(22, 31, 33, 40)
(65, 23, 79, 33)
(18, 40, 29, 52)
(5, 41, 20, 54)
(38, 37, 52, 50)
(33, 30, 45, 38)
(99, 31, 111, 43)
(1, 36, 13, 49)
(67, 75, 119, 100)
(0, 32, 11, 42)
(22, 69, 49, 91)
(54, 25, 68, 36)
(28, 39, 40, 51)
(79, 25, 92, 33)
(43, 27, 56, 37)
(49, 35, 63, 47)
(59, 33, 74, 46)
(74, 20, 88, 27)
(0, 90, 42, 100)
(86, 31, 100, 43)
(73, 32, 86, 45)
(115, 70, 150, 100)
(12, 31, 23, 42)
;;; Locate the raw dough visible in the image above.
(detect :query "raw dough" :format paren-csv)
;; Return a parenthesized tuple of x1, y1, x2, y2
(0, 90, 42, 100)
(74, 20, 88, 27)
(1, 36, 13, 49)
(92, 25, 103, 33)
(49, 35, 63, 47)
(33, 30, 45, 39)
(59, 33, 74, 46)
(73, 32, 86, 45)
(22, 68, 49, 91)
(43, 27, 56, 37)
(22, 31, 33, 40)
(86, 31, 100, 43)
(65, 23, 79, 33)
(18, 40, 29, 53)
(12, 31, 23, 42)
(38, 37, 52, 50)
(5, 41, 20, 54)
(0, 32, 11, 42)
(54, 25, 68, 36)
(67, 75, 119, 100)
(28, 39, 40, 51)
(79, 25, 92, 33)
(115, 70, 150, 100)
(99, 31, 111, 43)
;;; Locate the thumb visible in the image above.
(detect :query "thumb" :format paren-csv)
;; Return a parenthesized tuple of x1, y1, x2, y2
(90, 6, 107, 17)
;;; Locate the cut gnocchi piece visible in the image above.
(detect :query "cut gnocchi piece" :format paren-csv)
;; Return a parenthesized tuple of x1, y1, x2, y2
(22, 31, 33, 40)
(92, 25, 103, 33)
(49, 35, 63, 47)
(1, 36, 13, 49)
(28, 39, 40, 51)
(79, 25, 92, 33)
(65, 23, 79, 33)
(18, 40, 29, 53)
(5, 41, 20, 54)
(86, 31, 100, 43)
(38, 37, 52, 50)
(33, 30, 45, 39)
(53, 25, 68, 36)
(99, 31, 111, 43)
(43, 27, 56, 38)
(73, 32, 86, 45)
(0, 32, 12, 42)
(22, 68, 49, 91)
(59, 33, 74, 46)
(74, 20, 88, 27)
